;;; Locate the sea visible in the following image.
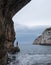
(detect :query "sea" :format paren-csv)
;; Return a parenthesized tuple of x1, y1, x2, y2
(8, 44, 51, 65)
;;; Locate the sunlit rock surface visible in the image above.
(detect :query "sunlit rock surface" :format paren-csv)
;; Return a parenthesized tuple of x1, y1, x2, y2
(33, 35, 42, 45)
(33, 27, 51, 45)
(0, 0, 31, 65)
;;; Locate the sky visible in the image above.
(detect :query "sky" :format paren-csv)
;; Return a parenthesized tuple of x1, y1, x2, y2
(13, 0, 51, 30)
(12, 0, 51, 44)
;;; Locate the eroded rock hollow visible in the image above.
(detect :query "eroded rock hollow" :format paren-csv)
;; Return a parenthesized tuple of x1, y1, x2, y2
(0, 0, 31, 65)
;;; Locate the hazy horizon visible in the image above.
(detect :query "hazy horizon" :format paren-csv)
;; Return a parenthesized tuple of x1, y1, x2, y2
(14, 25, 50, 45)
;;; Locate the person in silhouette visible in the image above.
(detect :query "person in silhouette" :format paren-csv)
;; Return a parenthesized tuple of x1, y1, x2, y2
(16, 41, 18, 47)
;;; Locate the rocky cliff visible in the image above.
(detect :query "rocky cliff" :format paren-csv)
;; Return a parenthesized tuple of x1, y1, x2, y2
(0, 0, 31, 65)
(33, 27, 51, 45)
(33, 35, 42, 45)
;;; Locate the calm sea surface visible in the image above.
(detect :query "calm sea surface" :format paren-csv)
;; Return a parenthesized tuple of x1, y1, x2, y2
(9, 44, 51, 65)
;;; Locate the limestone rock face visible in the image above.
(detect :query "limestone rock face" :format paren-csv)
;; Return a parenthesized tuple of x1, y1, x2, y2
(0, 53, 8, 65)
(0, 0, 31, 18)
(33, 35, 42, 45)
(0, 12, 15, 65)
(41, 28, 51, 45)
(33, 27, 51, 45)
(0, 0, 31, 65)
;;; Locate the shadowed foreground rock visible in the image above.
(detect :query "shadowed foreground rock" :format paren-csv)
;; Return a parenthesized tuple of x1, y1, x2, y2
(0, 0, 31, 65)
(8, 46, 20, 54)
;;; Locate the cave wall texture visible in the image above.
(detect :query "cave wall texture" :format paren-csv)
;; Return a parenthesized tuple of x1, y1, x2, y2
(0, 0, 31, 65)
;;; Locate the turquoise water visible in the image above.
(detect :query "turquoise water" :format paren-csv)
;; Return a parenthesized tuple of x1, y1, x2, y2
(9, 44, 51, 65)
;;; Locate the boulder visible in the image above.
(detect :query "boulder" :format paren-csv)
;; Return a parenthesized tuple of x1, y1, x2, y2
(8, 46, 20, 54)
